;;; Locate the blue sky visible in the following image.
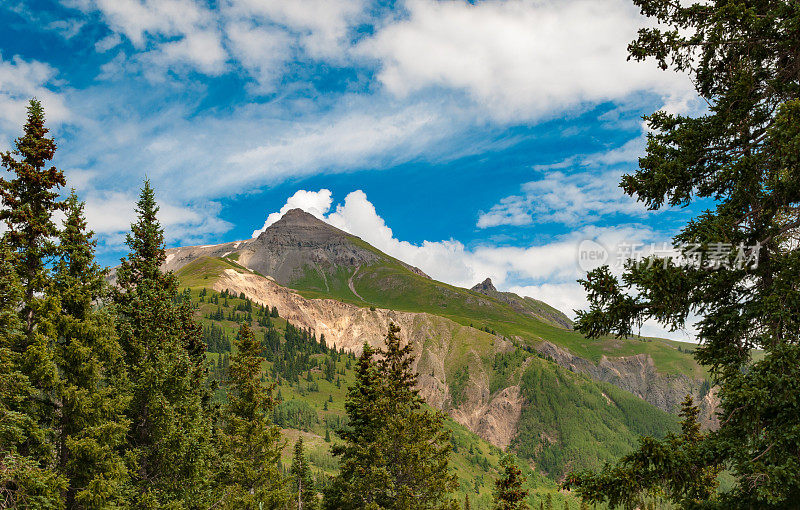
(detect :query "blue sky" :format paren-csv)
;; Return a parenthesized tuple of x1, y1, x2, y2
(0, 0, 704, 339)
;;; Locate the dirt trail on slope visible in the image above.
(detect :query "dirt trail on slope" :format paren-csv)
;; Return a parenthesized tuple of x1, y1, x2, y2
(348, 265, 364, 301)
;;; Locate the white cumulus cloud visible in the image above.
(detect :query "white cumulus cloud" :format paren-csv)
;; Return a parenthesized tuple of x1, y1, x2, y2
(0, 54, 70, 134)
(477, 169, 654, 228)
(361, 0, 695, 121)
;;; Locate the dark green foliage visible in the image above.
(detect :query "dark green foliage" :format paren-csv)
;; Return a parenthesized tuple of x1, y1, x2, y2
(271, 322, 329, 382)
(493, 455, 528, 510)
(113, 181, 214, 507)
(0, 241, 65, 508)
(203, 322, 232, 353)
(52, 192, 130, 508)
(513, 362, 679, 477)
(217, 324, 286, 508)
(291, 437, 318, 510)
(324, 324, 457, 509)
(273, 400, 319, 431)
(569, 1, 800, 507)
(564, 395, 718, 508)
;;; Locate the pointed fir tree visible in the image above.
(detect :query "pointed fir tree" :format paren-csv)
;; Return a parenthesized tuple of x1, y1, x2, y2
(325, 324, 457, 510)
(112, 180, 213, 507)
(493, 455, 528, 510)
(51, 192, 131, 508)
(218, 323, 286, 509)
(0, 100, 66, 503)
(0, 241, 65, 507)
(291, 437, 317, 510)
(0, 99, 66, 338)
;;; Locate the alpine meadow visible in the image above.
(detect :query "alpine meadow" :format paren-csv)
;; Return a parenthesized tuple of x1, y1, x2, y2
(0, 0, 798, 509)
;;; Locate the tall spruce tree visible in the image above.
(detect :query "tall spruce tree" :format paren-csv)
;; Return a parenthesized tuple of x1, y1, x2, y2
(563, 1, 800, 507)
(52, 192, 130, 508)
(218, 323, 285, 509)
(290, 437, 317, 510)
(0, 99, 67, 508)
(325, 324, 457, 510)
(0, 99, 66, 338)
(493, 455, 528, 510)
(113, 181, 212, 508)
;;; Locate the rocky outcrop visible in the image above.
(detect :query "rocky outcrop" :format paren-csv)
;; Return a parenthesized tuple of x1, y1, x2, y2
(451, 385, 524, 450)
(471, 278, 497, 293)
(535, 340, 718, 429)
(239, 209, 380, 285)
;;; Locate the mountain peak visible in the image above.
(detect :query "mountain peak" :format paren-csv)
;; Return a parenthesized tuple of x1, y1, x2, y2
(471, 278, 497, 293)
(256, 208, 348, 242)
(271, 208, 328, 228)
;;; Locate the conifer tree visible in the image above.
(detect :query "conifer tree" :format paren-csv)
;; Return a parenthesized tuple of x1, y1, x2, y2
(325, 324, 456, 509)
(493, 455, 528, 510)
(52, 192, 130, 508)
(0, 99, 66, 338)
(113, 181, 213, 507)
(562, 2, 800, 506)
(291, 437, 317, 510)
(0, 100, 67, 506)
(218, 323, 285, 509)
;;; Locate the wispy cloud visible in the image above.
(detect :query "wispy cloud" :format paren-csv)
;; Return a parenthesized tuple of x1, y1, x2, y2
(477, 169, 653, 229)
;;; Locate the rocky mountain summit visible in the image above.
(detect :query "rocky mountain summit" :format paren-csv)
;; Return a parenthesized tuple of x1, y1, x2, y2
(471, 277, 497, 293)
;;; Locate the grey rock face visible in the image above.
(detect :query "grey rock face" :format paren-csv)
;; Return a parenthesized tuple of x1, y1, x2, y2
(471, 277, 497, 293)
(470, 277, 573, 329)
(239, 208, 381, 285)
